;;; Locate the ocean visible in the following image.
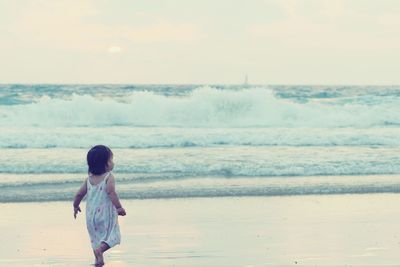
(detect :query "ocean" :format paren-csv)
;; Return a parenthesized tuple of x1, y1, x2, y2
(1, 84, 400, 202)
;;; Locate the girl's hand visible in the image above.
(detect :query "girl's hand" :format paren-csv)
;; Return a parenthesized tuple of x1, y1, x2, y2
(117, 207, 126, 216)
(74, 206, 81, 219)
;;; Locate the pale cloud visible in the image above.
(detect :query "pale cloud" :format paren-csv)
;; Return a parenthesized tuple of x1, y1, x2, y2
(120, 20, 202, 44)
(108, 46, 121, 53)
(8, 0, 107, 52)
(7, 0, 203, 53)
(376, 14, 400, 29)
(248, 0, 400, 51)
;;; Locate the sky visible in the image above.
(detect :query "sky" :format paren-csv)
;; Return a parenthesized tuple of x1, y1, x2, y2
(1, 0, 400, 84)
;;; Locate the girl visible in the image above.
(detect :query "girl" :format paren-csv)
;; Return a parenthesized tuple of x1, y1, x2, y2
(73, 145, 126, 266)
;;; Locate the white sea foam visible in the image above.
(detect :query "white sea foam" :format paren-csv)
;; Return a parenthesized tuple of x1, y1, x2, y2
(0, 127, 399, 149)
(1, 87, 399, 127)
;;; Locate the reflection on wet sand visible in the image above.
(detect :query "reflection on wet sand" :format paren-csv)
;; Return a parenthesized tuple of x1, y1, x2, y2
(1, 195, 400, 266)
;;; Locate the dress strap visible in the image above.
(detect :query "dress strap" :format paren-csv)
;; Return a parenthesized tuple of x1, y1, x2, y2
(104, 172, 112, 184)
(87, 172, 110, 186)
(87, 176, 92, 186)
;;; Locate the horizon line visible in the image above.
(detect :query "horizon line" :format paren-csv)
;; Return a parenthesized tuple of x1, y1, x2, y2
(1, 82, 400, 86)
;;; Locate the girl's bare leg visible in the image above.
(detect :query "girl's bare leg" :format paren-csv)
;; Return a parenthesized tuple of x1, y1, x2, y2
(93, 249, 98, 264)
(94, 242, 110, 266)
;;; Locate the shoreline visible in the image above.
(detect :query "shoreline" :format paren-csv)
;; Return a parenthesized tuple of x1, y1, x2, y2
(3, 174, 400, 203)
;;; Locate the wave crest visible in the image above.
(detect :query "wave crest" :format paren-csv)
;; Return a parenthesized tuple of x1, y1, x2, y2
(1, 87, 400, 127)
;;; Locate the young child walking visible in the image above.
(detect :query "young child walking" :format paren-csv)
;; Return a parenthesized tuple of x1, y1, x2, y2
(73, 145, 126, 266)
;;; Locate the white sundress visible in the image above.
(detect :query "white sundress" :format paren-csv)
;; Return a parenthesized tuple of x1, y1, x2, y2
(86, 171, 121, 250)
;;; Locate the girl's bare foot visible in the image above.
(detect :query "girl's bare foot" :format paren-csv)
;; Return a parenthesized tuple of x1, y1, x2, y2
(94, 248, 104, 266)
(93, 249, 98, 264)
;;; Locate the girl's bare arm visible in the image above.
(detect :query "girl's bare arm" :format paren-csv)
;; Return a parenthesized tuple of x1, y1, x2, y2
(73, 179, 87, 218)
(106, 174, 126, 216)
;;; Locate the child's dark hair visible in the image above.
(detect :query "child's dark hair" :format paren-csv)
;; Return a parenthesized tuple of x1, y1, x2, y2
(87, 145, 112, 175)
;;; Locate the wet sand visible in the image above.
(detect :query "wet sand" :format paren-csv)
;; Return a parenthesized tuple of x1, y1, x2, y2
(1, 194, 400, 266)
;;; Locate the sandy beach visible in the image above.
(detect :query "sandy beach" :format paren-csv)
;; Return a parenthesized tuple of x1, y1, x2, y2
(1, 194, 400, 266)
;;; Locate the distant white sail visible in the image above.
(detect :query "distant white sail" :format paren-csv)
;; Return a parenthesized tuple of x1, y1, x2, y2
(244, 74, 249, 87)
